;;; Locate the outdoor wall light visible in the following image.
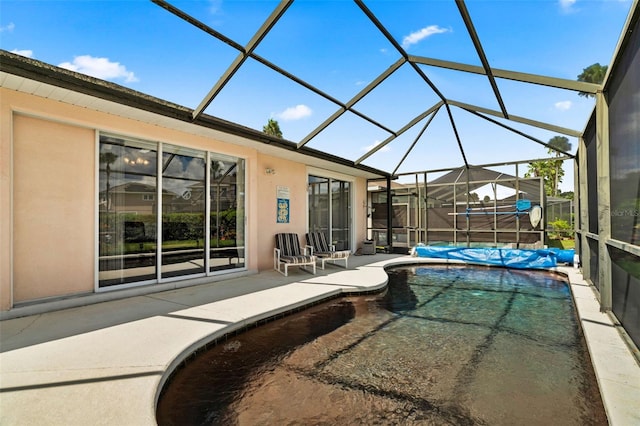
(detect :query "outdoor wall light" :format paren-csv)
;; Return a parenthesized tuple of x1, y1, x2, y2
(265, 168, 276, 175)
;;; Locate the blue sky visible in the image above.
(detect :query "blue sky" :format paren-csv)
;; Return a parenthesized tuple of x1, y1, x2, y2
(1, 0, 634, 192)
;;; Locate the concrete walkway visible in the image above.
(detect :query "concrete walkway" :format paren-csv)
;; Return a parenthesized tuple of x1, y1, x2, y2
(1, 255, 638, 425)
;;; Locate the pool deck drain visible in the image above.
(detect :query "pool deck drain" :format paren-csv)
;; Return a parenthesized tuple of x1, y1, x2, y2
(1, 255, 638, 425)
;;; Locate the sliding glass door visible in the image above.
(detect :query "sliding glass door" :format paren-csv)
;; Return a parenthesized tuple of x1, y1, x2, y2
(308, 176, 329, 237)
(331, 179, 351, 250)
(209, 154, 245, 272)
(99, 135, 158, 286)
(98, 134, 246, 288)
(308, 175, 352, 251)
(161, 145, 206, 279)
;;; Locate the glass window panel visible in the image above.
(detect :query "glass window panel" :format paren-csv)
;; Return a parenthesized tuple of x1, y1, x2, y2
(210, 154, 245, 272)
(331, 180, 351, 250)
(309, 176, 330, 236)
(161, 145, 206, 278)
(370, 191, 387, 228)
(309, 175, 352, 251)
(99, 135, 158, 287)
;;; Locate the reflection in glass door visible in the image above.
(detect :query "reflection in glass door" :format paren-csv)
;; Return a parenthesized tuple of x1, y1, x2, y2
(99, 134, 247, 288)
(308, 175, 351, 251)
(308, 176, 329, 236)
(332, 180, 351, 250)
(161, 145, 206, 279)
(209, 155, 245, 272)
(99, 135, 158, 287)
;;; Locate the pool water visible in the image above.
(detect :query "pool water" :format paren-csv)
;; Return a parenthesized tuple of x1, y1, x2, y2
(156, 265, 607, 425)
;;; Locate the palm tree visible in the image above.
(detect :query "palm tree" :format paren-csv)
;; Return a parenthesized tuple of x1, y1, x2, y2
(99, 152, 118, 211)
(526, 136, 572, 197)
(548, 136, 572, 197)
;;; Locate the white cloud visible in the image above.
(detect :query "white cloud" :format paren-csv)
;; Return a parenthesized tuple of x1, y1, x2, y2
(559, 0, 577, 12)
(402, 25, 450, 49)
(11, 49, 33, 58)
(555, 100, 572, 111)
(0, 22, 15, 32)
(58, 55, 138, 83)
(363, 140, 390, 153)
(275, 104, 312, 121)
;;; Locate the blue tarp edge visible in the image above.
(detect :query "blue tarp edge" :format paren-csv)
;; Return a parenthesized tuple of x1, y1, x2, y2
(412, 246, 564, 269)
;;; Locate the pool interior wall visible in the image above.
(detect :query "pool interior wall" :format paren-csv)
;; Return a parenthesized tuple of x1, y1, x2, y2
(156, 264, 607, 426)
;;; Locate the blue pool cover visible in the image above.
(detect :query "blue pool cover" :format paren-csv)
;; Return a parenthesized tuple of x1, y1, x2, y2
(412, 246, 570, 269)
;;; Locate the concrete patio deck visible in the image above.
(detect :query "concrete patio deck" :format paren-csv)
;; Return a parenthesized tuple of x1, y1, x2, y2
(1, 254, 638, 425)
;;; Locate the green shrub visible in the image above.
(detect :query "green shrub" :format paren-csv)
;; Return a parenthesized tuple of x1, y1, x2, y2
(548, 219, 572, 239)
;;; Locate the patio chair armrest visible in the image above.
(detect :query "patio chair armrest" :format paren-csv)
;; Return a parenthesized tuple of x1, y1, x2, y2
(329, 244, 336, 252)
(304, 245, 313, 256)
(274, 247, 281, 260)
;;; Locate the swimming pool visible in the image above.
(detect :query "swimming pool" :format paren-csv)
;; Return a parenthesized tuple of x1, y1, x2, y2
(156, 264, 606, 425)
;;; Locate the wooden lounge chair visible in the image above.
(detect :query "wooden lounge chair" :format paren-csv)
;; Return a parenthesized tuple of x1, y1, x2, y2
(305, 232, 350, 269)
(274, 233, 317, 276)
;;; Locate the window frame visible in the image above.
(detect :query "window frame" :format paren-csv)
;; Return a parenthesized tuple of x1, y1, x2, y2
(96, 132, 248, 291)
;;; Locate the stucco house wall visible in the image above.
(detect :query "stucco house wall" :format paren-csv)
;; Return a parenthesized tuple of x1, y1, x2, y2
(0, 87, 371, 313)
(12, 114, 95, 302)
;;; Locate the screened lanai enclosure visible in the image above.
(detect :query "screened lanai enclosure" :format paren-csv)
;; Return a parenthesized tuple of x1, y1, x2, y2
(135, 0, 632, 351)
(1, 0, 638, 358)
(367, 162, 576, 252)
(367, 164, 550, 251)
